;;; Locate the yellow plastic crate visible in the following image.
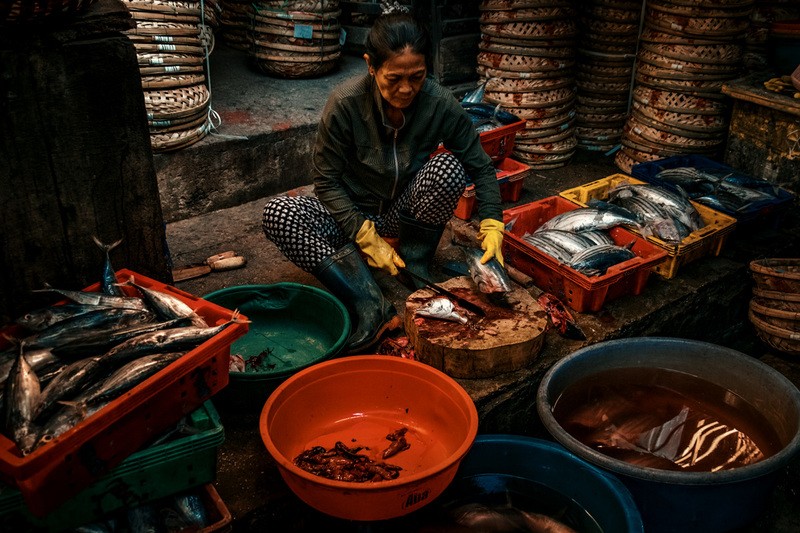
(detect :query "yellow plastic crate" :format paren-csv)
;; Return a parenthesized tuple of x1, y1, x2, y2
(559, 174, 737, 279)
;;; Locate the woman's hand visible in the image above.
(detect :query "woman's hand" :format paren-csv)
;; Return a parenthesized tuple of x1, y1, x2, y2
(355, 220, 405, 275)
(478, 218, 505, 266)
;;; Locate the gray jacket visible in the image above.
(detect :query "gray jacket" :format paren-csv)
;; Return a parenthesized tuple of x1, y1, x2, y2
(313, 73, 502, 239)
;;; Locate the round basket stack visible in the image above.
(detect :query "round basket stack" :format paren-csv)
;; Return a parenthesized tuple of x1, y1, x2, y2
(749, 258, 800, 356)
(123, 0, 212, 152)
(477, 0, 578, 170)
(614, 0, 754, 174)
(219, 0, 251, 50)
(1, 0, 98, 24)
(249, 0, 341, 79)
(574, 0, 642, 153)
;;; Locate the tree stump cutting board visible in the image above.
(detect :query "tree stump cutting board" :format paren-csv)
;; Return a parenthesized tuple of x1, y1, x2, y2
(404, 276, 547, 379)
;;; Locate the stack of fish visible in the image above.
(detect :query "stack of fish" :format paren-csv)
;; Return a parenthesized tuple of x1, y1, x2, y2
(574, 0, 642, 153)
(614, 0, 753, 173)
(477, 0, 578, 169)
(1, 241, 242, 457)
(122, 0, 213, 152)
(653, 166, 782, 215)
(521, 207, 640, 276)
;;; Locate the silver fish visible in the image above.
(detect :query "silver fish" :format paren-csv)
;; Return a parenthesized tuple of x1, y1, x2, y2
(32, 399, 103, 452)
(78, 351, 185, 406)
(568, 244, 636, 276)
(461, 79, 487, 104)
(35, 356, 103, 420)
(536, 208, 642, 234)
(580, 230, 615, 247)
(117, 275, 207, 327)
(613, 195, 684, 244)
(99, 312, 244, 366)
(534, 229, 596, 257)
(610, 184, 704, 232)
(521, 233, 573, 264)
(415, 297, 468, 324)
(19, 308, 156, 351)
(15, 303, 115, 332)
(92, 236, 124, 297)
(33, 285, 146, 311)
(3, 348, 42, 455)
(0, 348, 59, 391)
(463, 247, 512, 294)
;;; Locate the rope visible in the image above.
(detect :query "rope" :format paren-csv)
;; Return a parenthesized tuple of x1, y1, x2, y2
(200, 0, 249, 141)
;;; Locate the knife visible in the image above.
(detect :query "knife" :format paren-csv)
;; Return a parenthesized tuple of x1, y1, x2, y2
(400, 267, 486, 317)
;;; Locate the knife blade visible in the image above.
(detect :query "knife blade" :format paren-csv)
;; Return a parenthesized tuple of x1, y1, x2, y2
(400, 268, 486, 317)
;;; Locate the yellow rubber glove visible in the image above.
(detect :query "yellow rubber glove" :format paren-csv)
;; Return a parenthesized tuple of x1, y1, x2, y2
(478, 218, 505, 266)
(355, 219, 405, 275)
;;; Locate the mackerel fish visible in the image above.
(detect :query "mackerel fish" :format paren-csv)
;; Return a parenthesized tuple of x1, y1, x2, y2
(35, 355, 104, 420)
(534, 229, 596, 257)
(415, 297, 468, 324)
(568, 243, 636, 276)
(535, 207, 642, 234)
(521, 233, 573, 264)
(117, 275, 207, 327)
(15, 303, 116, 333)
(3, 347, 42, 455)
(33, 285, 146, 311)
(462, 247, 512, 295)
(92, 236, 124, 297)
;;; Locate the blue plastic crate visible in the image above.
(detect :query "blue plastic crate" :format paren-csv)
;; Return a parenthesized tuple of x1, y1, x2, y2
(630, 155, 795, 229)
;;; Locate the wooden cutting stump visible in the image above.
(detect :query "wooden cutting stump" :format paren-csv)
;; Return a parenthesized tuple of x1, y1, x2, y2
(404, 276, 547, 379)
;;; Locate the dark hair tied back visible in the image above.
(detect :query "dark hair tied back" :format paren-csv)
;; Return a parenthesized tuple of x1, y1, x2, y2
(364, 12, 431, 71)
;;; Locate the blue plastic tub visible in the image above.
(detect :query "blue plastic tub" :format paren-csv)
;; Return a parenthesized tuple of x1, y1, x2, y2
(630, 155, 795, 229)
(430, 435, 644, 532)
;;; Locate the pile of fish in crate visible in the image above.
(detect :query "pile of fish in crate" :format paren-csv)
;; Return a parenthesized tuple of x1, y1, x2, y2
(0, 243, 247, 529)
(502, 154, 796, 314)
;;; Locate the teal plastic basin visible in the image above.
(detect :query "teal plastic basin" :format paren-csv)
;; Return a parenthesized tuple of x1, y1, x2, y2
(203, 283, 350, 411)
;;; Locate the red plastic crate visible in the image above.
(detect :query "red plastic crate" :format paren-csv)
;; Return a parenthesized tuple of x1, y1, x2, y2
(502, 197, 669, 313)
(454, 157, 531, 220)
(0, 269, 248, 517)
(199, 483, 233, 532)
(479, 118, 526, 162)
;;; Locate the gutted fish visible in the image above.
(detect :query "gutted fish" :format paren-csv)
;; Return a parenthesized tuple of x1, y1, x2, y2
(415, 297, 468, 324)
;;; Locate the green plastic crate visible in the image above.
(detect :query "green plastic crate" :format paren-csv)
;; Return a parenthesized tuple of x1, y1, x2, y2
(0, 400, 224, 531)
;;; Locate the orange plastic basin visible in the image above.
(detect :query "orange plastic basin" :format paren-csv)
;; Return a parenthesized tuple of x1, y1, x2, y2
(260, 355, 478, 521)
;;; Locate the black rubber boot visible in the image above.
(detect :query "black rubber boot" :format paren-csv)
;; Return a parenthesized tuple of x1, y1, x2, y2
(313, 243, 401, 354)
(398, 211, 446, 290)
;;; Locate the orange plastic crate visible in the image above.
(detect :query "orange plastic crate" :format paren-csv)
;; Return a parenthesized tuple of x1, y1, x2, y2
(502, 197, 668, 313)
(454, 157, 531, 220)
(0, 269, 248, 517)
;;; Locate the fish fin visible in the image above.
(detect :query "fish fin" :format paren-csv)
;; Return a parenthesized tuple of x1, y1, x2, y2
(114, 275, 135, 288)
(92, 235, 123, 253)
(229, 309, 251, 324)
(58, 400, 89, 418)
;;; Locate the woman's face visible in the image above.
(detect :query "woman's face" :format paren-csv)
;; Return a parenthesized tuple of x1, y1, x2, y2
(365, 47, 427, 111)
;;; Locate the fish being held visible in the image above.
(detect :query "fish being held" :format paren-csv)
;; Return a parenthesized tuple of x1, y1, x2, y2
(463, 246, 512, 295)
(415, 297, 468, 324)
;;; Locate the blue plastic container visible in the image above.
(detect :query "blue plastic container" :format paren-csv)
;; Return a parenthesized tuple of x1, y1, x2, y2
(630, 154, 795, 229)
(441, 435, 644, 532)
(537, 337, 800, 533)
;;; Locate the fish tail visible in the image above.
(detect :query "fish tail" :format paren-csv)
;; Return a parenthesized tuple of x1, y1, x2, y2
(229, 309, 250, 324)
(57, 399, 89, 418)
(92, 235, 124, 254)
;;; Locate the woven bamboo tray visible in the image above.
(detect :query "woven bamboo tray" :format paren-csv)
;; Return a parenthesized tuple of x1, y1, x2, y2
(253, 0, 339, 10)
(1, 0, 98, 23)
(253, 51, 340, 78)
(481, 20, 577, 41)
(614, 146, 662, 173)
(512, 148, 575, 169)
(128, 33, 202, 44)
(137, 52, 205, 67)
(631, 101, 727, 135)
(629, 107, 726, 140)
(576, 102, 628, 115)
(520, 110, 576, 131)
(577, 47, 636, 64)
(649, 0, 754, 18)
(639, 27, 725, 46)
(128, 9, 200, 23)
(748, 310, 800, 356)
(493, 99, 575, 120)
(141, 72, 205, 89)
(750, 259, 800, 294)
(578, 62, 634, 78)
(750, 298, 800, 330)
(646, 10, 750, 39)
(252, 8, 340, 24)
(576, 94, 629, 109)
(515, 135, 577, 155)
(479, 6, 574, 23)
(579, 4, 641, 23)
(478, 38, 574, 58)
(479, 34, 574, 49)
(625, 114, 723, 150)
(580, 18, 639, 37)
(128, 21, 200, 36)
(133, 42, 204, 55)
(477, 51, 574, 73)
(635, 71, 728, 96)
(124, 1, 200, 16)
(576, 79, 631, 96)
(637, 60, 736, 83)
(138, 64, 204, 76)
(661, 0, 754, 7)
(151, 121, 210, 152)
(637, 49, 741, 76)
(477, 65, 575, 81)
(484, 87, 576, 109)
(144, 83, 210, 120)
(479, 0, 573, 10)
(149, 109, 207, 133)
(631, 87, 725, 115)
(250, 20, 340, 39)
(575, 126, 622, 140)
(516, 120, 575, 141)
(577, 109, 628, 124)
(753, 287, 800, 313)
(483, 76, 574, 93)
(640, 41, 743, 65)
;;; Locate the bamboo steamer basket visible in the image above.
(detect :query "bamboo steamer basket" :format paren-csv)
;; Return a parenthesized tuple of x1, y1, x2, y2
(751, 259, 800, 294)
(749, 310, 800, 356)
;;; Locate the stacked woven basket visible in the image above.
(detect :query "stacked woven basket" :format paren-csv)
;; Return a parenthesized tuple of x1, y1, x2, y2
(124, 0, 212, 152)
(614, 0, 753, 173)
(749, 258, 800, 356)
(249, 0, 342, 78)
(219, 0, 250, 50)
(574, 0, 642, 153)
(477, 0, 578, 170)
